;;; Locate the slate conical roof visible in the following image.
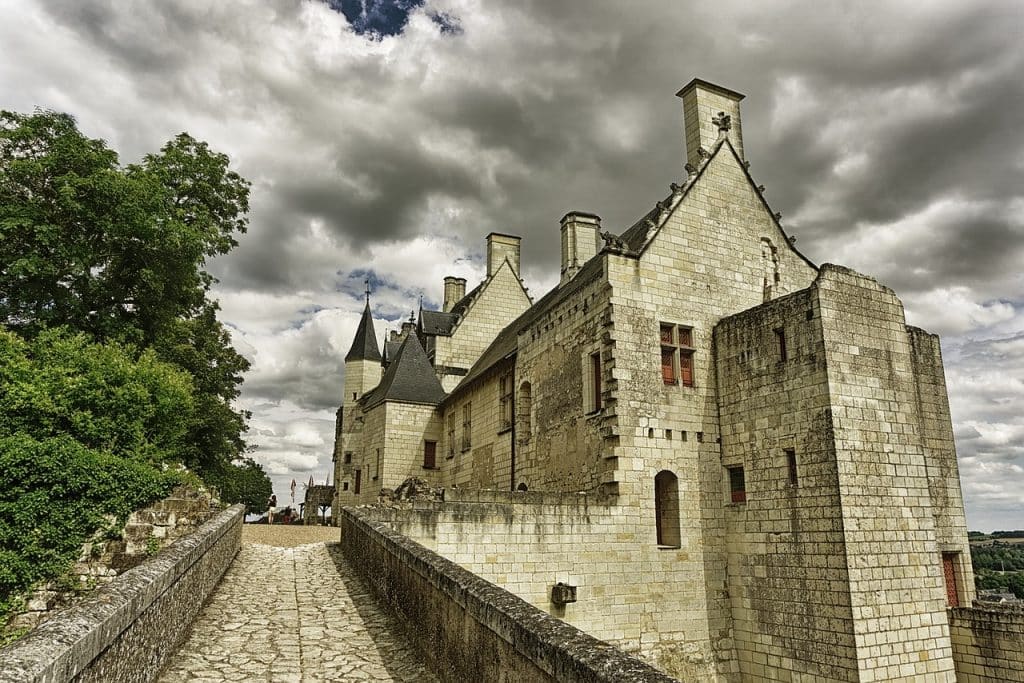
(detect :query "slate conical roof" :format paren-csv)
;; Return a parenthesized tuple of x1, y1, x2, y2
(362, 330, 445, 408)
(345, 302, 382, 362)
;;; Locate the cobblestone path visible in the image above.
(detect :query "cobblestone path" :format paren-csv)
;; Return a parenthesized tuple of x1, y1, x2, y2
(158, 527, 436, 682)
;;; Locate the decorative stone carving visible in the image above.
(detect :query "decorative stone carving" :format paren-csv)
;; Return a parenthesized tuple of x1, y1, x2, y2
(600, 231, 626, 251)
(712, 111, 732, 132)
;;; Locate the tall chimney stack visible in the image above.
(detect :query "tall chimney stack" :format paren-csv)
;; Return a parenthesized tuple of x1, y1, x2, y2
(560, 211, 600, 285)
(676, 78, 745, 170)
(486, 233, 521, 279)
(443, 276, 467, 312)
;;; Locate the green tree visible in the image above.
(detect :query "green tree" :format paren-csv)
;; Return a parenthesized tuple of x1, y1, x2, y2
(203, 458, 274, 515)
(0, 110, 256, 474)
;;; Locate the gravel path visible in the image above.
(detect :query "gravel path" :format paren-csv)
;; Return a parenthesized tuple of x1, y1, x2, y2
(158, 525, 435, 682)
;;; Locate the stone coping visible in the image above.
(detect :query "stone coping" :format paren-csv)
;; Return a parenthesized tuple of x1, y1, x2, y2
(442, 488, 613, 507)
(0, 504, 244, 682)
(342, 506, 678, 682)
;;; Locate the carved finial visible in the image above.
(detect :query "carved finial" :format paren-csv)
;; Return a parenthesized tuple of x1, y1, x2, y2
(774, 212, 783, 221)
(364, 278, 371, 304)
(743, 160, 751, 169)
(712, 111, 732, 132)
(670, 182, 682, 194)
(697, 147, 710, 159)
(788, 235, 798, 245)
(656, 199, 669, 211)
(409, 310, 415, 322)
(684, 162, 697, 175)
(600, 231, 626, 251)
(757, 185, 765, 193)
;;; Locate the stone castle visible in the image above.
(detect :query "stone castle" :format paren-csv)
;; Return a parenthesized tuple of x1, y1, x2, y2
(330, 79, 984, 681)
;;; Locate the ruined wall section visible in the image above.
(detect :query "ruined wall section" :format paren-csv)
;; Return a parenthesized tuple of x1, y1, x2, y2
(817, 265, 957, 681)
(513, 267, 614, 493)
(440, 358, 514, 491)
(715, 287, 860, 681)
(604, 146, 819, 675)
(908, 327, 974, 589)
(434, 262, 531, 392)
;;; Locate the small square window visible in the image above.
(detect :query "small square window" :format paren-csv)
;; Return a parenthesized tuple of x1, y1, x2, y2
(727, 466, 746, 503)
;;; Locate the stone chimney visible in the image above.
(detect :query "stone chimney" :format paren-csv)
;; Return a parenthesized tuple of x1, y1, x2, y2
(486, 233, 521, 278)
(442, 276, 467, 312)
(676, 78, 745, 170)
(560, 211, 600, 284)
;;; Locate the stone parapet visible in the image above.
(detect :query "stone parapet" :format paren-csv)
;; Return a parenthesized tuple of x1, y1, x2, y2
(340, 505, 679, 683)
(0, 505, 243, 683)
(949, 602, 1024, 682)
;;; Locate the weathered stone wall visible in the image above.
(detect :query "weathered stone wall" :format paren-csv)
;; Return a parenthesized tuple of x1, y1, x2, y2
(441, 357, 515, 490)
(949, 603, 1024, 682)
(339, 505, 679, 683)
(715, 286, 859, 680)
(817, 265, 957, 681)
(334, 357, 380, 508)
(359, 491, 731, 681)
(0, 505, 243, 683)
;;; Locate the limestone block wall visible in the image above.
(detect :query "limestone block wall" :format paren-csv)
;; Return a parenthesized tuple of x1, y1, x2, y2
(908, 326, 974, 583)
(715, 287, 860, 681)
(340, 505, 678, 683)
(433, 261, 531, 389)
(513, 268, 612, 494)
(817, 265, 957, 681)
(440, 357, 514, 491)
(949, 603, 1024, 682)
(0, 505, 243, 683)
(360, 491, 731, 681)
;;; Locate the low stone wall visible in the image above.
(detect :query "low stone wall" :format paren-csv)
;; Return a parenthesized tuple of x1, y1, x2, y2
(0, 505, 243, 683)
(341, 506, 678, 683)
(949, 602, 1024, 682)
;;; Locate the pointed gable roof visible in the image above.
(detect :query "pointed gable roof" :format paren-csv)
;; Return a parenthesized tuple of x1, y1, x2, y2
(362, 330, 445, 408)
(345, 302, 382, 362)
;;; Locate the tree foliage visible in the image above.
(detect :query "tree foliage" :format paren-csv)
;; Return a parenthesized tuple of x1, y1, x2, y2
(202, 458, 274, 516)
(0, 110, 256, 473)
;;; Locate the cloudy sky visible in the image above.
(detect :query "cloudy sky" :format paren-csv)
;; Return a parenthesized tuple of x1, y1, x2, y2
(2, 0, 1022, 529)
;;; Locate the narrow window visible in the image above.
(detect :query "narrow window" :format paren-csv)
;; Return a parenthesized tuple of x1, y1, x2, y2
(343, 451, 352, 465)
(353, 392, 357, 400)
(342, 482, 349, 491)
(785, 448, 798, 486)
(728, 466, 746, 503)
(423, 441, 437, 469)
(374, 448, 381, 479)
(590, 352, 602, 412)
(942, 553, 960, 607)
(447, 412, 456, 457)
(660, 324, 677, 384)
(775, 327, 787, 362)
(655, 471, 681, 548)
(354, 469, 361, 494)
(499, 372, 514, 431)
(517, 382, 532, 439)
(462, 402, 472, 451)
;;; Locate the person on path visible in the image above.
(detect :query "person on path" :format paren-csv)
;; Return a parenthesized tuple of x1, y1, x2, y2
(267, 494, 277, 524)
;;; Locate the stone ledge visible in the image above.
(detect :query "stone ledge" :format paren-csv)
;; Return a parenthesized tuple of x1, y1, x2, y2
(341, 506, 677, 682)
(0, 504, 243, 683)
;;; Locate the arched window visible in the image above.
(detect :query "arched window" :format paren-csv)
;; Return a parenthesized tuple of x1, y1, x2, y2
(655, 470, 681, 548)
(517, 381, 532, 441)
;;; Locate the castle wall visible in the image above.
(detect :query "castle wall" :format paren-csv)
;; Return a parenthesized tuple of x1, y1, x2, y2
(816, 266, 956, 680)
(908, 327, 975, 593)
(440, 357, 514, 490)
(716, 287, 860, 681)
(360, 491, 729, 681)
(513, 268, 613, 493)
(434, 262, 531, 392)
(949, 603, 1024, 682)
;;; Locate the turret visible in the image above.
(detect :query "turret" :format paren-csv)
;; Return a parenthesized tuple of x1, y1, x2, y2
(343, 299, 383, 407)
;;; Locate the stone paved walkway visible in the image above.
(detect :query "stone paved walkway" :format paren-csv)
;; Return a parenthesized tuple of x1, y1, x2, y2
(158, 526, 436, 682)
